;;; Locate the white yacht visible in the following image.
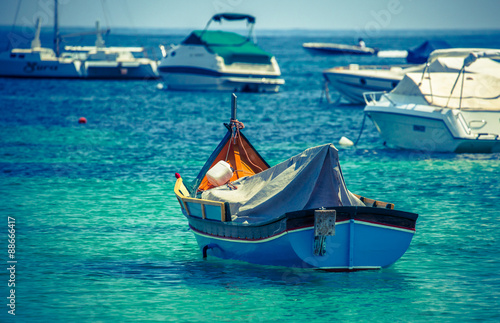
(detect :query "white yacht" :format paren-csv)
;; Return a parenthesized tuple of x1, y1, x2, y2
(158, 13, 284, 92)
(323, 48, 498, 104)
(63, 21, 159, 79)
(364, 49, 500, 153)
(0, 18, 82, 78)
(0, 0, 158, 80)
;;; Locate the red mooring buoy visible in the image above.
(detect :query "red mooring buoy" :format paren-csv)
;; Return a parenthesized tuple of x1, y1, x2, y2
(78, 117, 87, 124)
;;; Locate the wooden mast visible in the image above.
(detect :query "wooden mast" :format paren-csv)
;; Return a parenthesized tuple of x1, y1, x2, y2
(230, 94, 244, 179)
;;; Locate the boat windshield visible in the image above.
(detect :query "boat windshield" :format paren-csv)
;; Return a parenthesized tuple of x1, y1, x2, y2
(182, 30, 273, 64)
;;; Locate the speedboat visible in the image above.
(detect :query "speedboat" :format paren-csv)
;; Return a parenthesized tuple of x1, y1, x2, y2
(158, 13, 284, 92)
(323, 48, 495, 104)
(303, 42, 378, 56)
(323, 64, 419, 104)
(174, 94, 418, 271)
(63, 21, 159, 79)
(0, 18, 82, 78)
(364, 49, 500, 153)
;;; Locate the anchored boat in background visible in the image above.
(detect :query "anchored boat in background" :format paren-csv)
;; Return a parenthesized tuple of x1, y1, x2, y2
(323, 47, 498, 104)
(364, 49, 500, 153)
(0, 0, 159, 79)
(303, 42, 378, 56)
(174, 94, 418, 271)
(63, 21, 159, 79)
(0, 18, 82, 78)
(158, 13, 284, 92)
(323, 63, 418, 104)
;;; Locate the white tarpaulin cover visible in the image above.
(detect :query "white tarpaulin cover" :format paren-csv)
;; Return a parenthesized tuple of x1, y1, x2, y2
(201, 144, 364, 222)
(391, 72, 500, 111)
(428, 48, 500, 63)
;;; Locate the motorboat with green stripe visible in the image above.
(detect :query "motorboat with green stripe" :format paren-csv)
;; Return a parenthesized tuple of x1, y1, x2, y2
(173, 94, 418, 271)
(158, 13, 284, 92)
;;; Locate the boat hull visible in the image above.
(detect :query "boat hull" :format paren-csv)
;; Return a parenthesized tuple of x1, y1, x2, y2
(185, 206, 417, 271)
(0, 58, 82, 78)
(84, 62, 159, 79)
(303, 43, 377, 56)
(159, 69, 283, 92)
(323, 69, 402, 104)
(365, 105, 500, 153)
(305, 47, 374, 56)
(158, 42, 284, 92)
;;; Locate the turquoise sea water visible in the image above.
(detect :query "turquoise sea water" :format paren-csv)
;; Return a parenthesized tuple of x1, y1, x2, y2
(1, 30, 500, 322)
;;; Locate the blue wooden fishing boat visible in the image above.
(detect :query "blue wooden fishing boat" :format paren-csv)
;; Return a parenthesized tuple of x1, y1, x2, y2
(174, 94, 418, 271)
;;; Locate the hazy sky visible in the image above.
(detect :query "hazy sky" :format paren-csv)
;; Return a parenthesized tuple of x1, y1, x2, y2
(1, 0, 499, 31)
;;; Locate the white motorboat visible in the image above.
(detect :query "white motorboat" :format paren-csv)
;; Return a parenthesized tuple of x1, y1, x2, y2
(0, 1, 158, 80)
(323, 64, 418, 104)
(158, 13, 284, 92)
(364, 49, 500, 153)
(303, 42, 378, 56)
(63, 21, 159, 79)
(323, 48, 497, 104)
(0, 18, 82, 78)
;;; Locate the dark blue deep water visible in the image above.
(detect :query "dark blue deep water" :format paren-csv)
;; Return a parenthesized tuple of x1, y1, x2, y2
(1, 29, 500, 322)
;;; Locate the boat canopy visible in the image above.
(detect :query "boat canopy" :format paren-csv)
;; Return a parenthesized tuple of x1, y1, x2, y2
(391, 72, 500, 111)
(406, 40, 451, 64)
(426, 55, 500, 76)
(212, 13, 255, 24)
(428, 48, 500, 63)
(201, 144, 364, 222)
(182, 30, 273, 64)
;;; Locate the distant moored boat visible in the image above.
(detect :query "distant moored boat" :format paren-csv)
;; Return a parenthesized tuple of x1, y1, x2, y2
(303, 42, 378, 56)
(158, 13, 284, 92)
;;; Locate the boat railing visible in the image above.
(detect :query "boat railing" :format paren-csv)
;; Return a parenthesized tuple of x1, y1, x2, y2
(456, 112, 472, 135)
(175, 177, 395, 222)
(333, 64, 411, 72)
(174, 177, 231, 222)
(363, 91, 386, 105)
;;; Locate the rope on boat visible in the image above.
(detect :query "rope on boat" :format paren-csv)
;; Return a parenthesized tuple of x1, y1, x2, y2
(321, 80, 333, 104)
(321, 80, 342, 105)
(237, 132, 264, 173)
(354, 113, 367, 147)
(225, 118, 263, 174)
(224, 119, 243, 161)
(6, 0, 23, 51)
(231, 119, 245, 144)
